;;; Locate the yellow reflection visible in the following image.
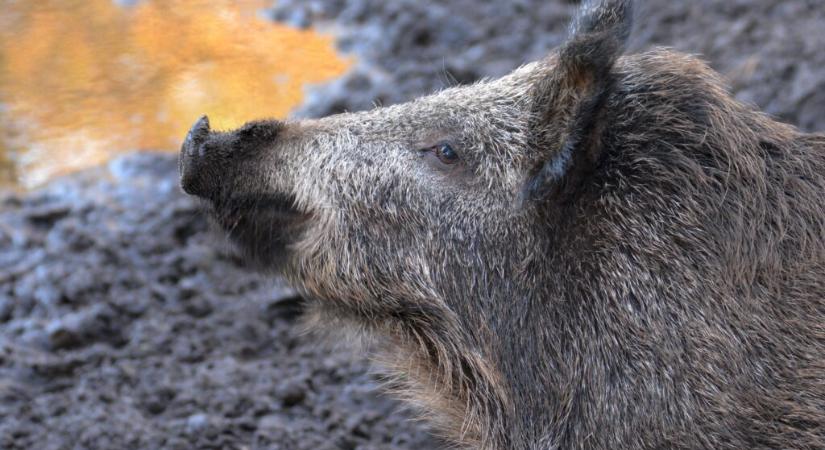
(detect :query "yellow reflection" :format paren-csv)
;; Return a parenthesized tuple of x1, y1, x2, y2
(0, 0, 351, 189)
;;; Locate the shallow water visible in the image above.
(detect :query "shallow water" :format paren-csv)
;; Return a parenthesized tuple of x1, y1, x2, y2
(0, 0, 350, 189)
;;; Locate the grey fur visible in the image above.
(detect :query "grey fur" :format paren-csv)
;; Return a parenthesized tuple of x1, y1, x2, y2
(179, 1, 825, 448)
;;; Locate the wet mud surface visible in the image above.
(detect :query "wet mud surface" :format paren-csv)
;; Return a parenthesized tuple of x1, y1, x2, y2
(276, 0, 825, 133)
(2, 1, 824, 449)
(0, 154, 436, 449)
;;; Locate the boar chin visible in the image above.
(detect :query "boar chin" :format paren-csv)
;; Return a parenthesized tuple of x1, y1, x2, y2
(210, 192, 310, 269)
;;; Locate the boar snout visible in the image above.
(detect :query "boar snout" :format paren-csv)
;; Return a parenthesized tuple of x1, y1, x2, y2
(179, 115, 285, 199)
(179, 115, 217, 198)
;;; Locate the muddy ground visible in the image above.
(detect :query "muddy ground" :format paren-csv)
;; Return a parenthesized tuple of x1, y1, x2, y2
(1, 1, 824, 449)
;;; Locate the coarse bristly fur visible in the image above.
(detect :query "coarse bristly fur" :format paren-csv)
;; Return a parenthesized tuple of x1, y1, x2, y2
(178, 0, 825, 448)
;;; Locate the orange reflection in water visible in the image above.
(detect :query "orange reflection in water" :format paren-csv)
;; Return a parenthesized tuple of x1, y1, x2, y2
(0, 0, 350, 189)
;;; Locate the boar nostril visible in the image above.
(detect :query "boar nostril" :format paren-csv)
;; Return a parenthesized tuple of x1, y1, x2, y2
(185, 115, 211, 156)
(183, 115, 212, 158)
(180, 114, 215, 197)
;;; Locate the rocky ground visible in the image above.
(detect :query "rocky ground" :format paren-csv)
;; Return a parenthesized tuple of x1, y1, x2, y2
(1, 1, 824, 449)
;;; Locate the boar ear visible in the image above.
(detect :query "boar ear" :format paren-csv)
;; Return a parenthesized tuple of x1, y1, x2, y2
(523, 0, 633, 203)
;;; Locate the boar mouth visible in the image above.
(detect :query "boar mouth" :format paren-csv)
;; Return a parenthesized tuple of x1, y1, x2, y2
(223, 193, 301, 215)
(212, 192, 311, 268)
(179, 115, 309, 267)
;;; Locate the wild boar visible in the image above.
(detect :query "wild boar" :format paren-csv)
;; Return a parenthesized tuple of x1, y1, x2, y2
(179, 0, 825, 448)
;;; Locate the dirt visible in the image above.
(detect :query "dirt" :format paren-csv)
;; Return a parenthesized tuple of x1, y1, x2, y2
(0, 154, 437, 449)
(275, 0, 825, 133)
(1, 1, 824, 449)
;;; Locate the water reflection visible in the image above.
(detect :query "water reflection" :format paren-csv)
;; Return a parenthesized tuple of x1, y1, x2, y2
(0, 0, 350, 189)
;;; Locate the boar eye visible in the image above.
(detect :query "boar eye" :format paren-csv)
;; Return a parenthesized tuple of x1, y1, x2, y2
(434, 143, 459, 164)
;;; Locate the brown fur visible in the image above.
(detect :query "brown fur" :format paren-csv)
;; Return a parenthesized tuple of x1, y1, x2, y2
(179, 1, 825, 448)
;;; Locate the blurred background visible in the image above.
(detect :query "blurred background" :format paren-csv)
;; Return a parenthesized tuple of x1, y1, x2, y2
(3, 0, 825, 191)
(0, 1, 823, 449)
(0, 0, 349, 189)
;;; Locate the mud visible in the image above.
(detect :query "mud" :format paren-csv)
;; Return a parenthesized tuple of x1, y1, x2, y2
(275, 0, 825, 132)
(0, 154, 437, 449)
(1, 1, 824, 449)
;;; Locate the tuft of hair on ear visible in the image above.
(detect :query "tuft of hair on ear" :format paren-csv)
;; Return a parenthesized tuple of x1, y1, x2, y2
(570, 0, 634, 45)
(564, 0, 633, 81)
(523, 0, 633, 204)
